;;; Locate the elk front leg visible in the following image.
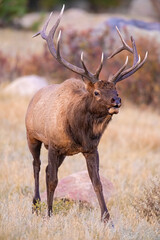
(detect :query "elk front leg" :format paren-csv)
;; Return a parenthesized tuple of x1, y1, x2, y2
(83, 151, 110, 222)
(46, 148, 65, 217)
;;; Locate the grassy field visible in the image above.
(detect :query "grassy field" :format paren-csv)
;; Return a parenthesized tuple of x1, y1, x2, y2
(0, 92, 159, 240)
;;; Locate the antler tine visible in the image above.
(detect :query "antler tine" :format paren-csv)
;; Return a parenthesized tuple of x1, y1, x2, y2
(108, 56, 128, 83)
(114, 55, 141, 83)
(80, 52, 101, 83)
(46, 5, 65, 59)
(108, 26, 133, 59)
(116, 27, 133, 53)
(80, 52, 89, 73)
(131, 36, 139, 65)
(32, 12, 53, 39)
(80, 52, 105, 82)
(115, 51, 148, 83)
(118, 37, 142, 78)
(94, 52, 104, 79)
(48, 4, 65, 43)
(56, 30, 62, 60)
(33, 4, 64, 55)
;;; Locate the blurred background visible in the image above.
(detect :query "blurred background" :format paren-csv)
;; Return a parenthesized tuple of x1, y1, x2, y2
(0, 0, 160, 106)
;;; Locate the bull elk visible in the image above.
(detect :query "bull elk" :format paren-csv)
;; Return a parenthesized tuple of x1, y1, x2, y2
(25, 5, 148, 222)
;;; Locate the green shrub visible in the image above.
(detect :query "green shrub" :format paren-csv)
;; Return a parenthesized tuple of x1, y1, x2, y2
(89, 0, 121, 10)
(39, 0, 61, 11)
(0, 0, 27, 24)
(32, 199, 74, 216)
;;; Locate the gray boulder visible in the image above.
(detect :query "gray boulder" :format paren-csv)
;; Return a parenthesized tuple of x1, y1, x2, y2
(129, 0, 160, 20)
(13, 13, 44, 30)
(4, 75, 48, 96)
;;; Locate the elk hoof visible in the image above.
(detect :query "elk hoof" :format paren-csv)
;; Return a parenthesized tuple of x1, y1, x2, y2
(101, 211, 110, 222)
(32, 198, 41, 214)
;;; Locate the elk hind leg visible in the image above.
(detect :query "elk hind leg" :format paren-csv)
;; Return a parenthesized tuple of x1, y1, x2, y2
(27, 137, 42, 209)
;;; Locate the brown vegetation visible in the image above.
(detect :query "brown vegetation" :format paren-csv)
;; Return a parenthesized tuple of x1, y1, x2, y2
(0, 28, 160, 108)
(133, 177, 160, 224)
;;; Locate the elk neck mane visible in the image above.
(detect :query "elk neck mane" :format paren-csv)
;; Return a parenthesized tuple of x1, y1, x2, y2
(65, 79, 112, 151)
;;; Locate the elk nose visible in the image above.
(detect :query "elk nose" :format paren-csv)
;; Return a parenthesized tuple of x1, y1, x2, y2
(111, 97, 121, 107)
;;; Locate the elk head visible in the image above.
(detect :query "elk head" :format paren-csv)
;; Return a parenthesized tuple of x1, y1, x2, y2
(33, 5, 148, 115)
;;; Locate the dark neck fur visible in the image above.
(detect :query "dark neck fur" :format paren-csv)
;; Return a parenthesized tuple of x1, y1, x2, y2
(66, 93, 112, 152)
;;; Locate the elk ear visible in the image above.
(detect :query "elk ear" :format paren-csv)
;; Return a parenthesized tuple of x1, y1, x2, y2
(108, 74, 114, 83)
(82, 77, 94, 92)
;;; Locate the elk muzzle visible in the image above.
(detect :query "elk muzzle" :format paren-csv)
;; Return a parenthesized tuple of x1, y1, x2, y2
(108, 97, 121, 114)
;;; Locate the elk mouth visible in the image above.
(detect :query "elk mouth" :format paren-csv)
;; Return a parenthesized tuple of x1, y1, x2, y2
(108, 105, 120, 114)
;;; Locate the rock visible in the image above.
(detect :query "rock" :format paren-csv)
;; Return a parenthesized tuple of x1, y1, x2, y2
(105, 17, 160, 32)
(41, 171, 115, 206)
(93, 17, 160, 53)
(129, 0, 159, 20)
(4, 75, 48, 96)
(13, 13, 44, 30)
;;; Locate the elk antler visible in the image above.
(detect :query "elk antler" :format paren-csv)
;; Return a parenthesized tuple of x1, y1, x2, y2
(33, 5, 104, 84)
(108, 27, 148, 84)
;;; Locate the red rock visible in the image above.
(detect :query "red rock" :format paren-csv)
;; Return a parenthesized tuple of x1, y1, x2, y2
(41, 171, 115, 206)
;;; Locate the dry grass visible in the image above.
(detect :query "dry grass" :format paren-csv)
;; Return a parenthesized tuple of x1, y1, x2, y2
(0, 93, 159, 240)
(133, 177, 160, 223)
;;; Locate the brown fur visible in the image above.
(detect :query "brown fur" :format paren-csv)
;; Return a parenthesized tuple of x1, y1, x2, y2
(26, 79, 118, 154)
(25, 77, 121, 221)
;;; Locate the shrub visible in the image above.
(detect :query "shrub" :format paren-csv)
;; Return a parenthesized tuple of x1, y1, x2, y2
(0, 51, 23, 83)
(132, 177, 160, 223)
(27, 0, 125, 12)
(88, 0, 122, 11)
(0, 0, 27, 24)
(32, 199, 75, 216)
(39, 0, 61, 11)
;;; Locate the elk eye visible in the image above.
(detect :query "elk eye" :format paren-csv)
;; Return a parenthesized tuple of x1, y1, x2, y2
(94, 91, 100, 96)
